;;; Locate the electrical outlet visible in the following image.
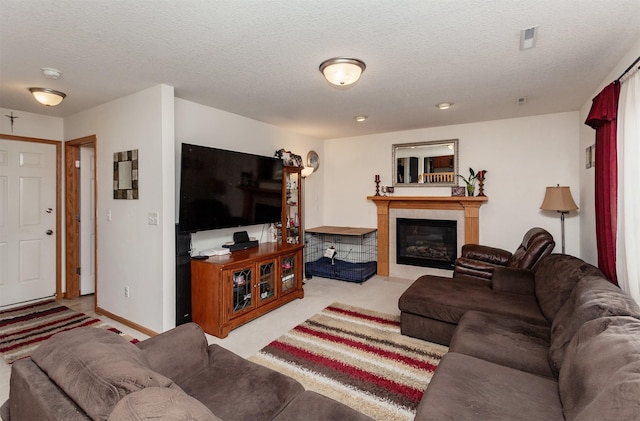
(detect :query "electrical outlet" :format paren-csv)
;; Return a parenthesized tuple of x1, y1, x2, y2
(124, 285, 130, 298)
(148, 212, 159, 225)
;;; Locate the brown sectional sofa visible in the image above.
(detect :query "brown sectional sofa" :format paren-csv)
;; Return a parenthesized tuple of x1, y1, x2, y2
(1, 323, 372, 421)
(399, 254, 640, 420)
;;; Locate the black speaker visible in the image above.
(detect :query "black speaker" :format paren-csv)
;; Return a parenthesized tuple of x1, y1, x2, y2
(176, 224, 192, 326)
(233, 230, 250, 244)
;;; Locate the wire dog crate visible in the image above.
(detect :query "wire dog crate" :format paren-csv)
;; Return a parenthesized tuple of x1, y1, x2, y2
(304, 226, 377, 283)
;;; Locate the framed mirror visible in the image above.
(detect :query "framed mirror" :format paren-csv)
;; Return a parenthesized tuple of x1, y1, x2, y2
(113, 149, 138, 199)
(392, 139, 458, 187)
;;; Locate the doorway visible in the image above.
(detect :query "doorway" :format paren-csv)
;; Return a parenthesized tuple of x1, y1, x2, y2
(0, 135, 61, 307)
(65, 135, 97, 299)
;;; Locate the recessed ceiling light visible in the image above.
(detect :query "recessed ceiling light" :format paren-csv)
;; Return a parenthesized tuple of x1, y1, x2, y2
(436, 103, 452, 110)
(355, 115, 368, 122)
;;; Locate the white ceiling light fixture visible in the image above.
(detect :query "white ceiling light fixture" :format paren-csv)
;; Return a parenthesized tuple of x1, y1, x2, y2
(437, 102, 452, 110)
(29, 87, 67, 106)
(355, 115, 368, 122)
(319, 57, 366, 86)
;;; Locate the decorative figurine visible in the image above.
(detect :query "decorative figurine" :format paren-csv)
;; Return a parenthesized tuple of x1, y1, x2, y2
(375, 174, 381, 196)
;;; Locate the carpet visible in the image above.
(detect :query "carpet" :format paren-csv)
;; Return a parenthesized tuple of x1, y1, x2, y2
(249, 303, 448, 421)
(0, 299, 139, 364)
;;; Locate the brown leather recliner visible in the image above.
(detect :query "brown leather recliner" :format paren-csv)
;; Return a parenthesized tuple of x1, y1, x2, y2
(453, 227, 555, 283)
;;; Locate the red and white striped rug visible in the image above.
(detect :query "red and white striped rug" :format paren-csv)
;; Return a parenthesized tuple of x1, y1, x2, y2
(0, 299, 139, 364)
(249, 303, 448, 421)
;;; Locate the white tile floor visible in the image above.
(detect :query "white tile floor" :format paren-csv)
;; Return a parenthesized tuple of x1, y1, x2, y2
(0, 275, 415, 405)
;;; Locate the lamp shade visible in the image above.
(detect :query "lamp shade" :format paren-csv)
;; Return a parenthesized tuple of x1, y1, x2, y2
(29, 88, 66, 106)
(319, 57, 366, 86)
(540, 185, 578, 212)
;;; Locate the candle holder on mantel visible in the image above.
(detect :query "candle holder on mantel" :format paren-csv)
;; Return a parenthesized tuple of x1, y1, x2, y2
(374, 174, 381, 196)
(477, 170, 487, 197)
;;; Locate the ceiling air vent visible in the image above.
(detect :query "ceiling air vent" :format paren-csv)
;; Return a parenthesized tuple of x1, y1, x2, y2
(520, 26, 538, 50)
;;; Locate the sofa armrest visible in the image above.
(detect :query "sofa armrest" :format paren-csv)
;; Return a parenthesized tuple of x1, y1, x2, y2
(8, 358, 89, 421)
(461, 244, 512, 266)
(137, 323, 209, 385)
(491, 267, 536, 295)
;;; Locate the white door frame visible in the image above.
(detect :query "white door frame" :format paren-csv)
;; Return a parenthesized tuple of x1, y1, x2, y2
(64, 135, 97, 300)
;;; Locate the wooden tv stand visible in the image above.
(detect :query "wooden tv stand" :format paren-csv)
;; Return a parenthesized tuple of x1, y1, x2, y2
(191, 242, 304, 338)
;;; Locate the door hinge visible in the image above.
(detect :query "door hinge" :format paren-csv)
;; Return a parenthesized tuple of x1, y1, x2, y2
(75, 214, 81, 222)
(75, 160, 81, 168)
(76, 267, 81, 275)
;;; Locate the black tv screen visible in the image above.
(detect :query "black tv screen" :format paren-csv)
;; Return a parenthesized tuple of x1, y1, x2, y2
(178, 143, 283, 233)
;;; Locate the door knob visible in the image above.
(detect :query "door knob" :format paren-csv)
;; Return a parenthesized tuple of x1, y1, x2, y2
(46, 208, 53, 214)
(46, 230, 53, 235)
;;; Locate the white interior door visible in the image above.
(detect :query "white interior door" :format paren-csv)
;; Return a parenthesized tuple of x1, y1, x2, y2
(0, 139, 57, 307)
(80, 145, 95, 295)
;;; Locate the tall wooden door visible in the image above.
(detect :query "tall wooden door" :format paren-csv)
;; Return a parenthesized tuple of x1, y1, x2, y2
(0, 138, 57, 307)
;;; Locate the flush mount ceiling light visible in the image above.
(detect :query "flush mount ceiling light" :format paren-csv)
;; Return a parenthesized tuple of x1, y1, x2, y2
(437, 102, 452, 110)
(29, 88, 66, 106)
(319, 57, 366, 86)
(355, 115, 368, 122)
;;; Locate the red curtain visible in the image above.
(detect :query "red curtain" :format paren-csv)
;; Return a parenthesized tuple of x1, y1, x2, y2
(585, 82, 620, 285)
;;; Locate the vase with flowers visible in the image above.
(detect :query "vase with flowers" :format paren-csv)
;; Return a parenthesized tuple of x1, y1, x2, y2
(457, 168, 484, 197)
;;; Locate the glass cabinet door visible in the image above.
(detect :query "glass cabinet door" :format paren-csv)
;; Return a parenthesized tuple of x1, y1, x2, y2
(231, 267, 253, 314)
(285, 168, 301, 244)
(258, 261, 276, 303)
(281, 254, 296, 294)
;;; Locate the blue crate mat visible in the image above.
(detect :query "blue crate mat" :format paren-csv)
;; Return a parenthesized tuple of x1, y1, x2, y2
(305, 257, 377, 283)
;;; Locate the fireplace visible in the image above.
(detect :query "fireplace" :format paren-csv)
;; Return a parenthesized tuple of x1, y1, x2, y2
(396, 218, 457, 270)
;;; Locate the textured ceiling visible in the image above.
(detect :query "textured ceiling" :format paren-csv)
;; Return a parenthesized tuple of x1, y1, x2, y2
(1, 1, 639, 139)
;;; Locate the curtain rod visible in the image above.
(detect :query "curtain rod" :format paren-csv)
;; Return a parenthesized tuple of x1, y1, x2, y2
(616, 56, 640, 82)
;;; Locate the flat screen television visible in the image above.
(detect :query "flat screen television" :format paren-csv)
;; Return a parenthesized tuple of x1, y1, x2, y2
(178, 143, 283, 233)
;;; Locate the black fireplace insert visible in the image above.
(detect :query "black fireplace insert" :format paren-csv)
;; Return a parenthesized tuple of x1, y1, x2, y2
(396, 218, 457, 270)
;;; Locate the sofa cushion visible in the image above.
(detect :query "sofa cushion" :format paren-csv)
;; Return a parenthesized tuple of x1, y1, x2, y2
(534, 254, 604, 321)
(108, 387, 221, 421)
(273, 391, 374, 421)
(559, 316, 640, 420)
(399, 274, 546, 326)
(137, 322, 210, 386)
(450, 311, 553, 378)
(31, 327, 173, 421)
(416, 352, 564, 421)
(0, 399, 9, 421)
(180, 344, 304, 420)
(548, 276, 640, 377)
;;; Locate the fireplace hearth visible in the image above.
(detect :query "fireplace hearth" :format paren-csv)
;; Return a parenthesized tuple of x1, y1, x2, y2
(396, 218, 457, 270)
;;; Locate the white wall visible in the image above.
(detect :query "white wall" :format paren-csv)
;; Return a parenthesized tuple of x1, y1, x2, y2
(174, 98, 324, 253)
(579, 37, 640, 266)
(324, 112, 581, 257)
(64, 85, 176, 333)
(0, 108, 63, 140)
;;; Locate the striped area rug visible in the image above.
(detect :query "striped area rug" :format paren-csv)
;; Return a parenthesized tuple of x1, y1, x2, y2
(0, 299, 139, 364)
(249, 303, 448, 421)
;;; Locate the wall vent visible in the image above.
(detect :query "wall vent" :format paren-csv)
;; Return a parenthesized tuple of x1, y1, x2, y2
(520, 26, 538, 50)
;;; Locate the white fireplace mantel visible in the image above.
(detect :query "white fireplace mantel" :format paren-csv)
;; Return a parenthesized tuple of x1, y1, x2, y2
(367, 195, 488, 276)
